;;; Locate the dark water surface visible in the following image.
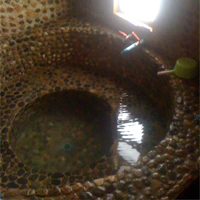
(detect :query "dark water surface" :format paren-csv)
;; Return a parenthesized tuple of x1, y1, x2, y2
(11, 89, 169, 173)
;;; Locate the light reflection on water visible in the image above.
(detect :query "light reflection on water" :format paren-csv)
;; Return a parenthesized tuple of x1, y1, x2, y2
(117, 93, 144, 165)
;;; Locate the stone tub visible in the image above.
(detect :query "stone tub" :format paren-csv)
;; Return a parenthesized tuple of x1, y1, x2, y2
(0, 1, 199, 199)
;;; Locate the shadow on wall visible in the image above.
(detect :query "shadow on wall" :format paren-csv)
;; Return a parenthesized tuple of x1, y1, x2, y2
(75, 0, 199, 62)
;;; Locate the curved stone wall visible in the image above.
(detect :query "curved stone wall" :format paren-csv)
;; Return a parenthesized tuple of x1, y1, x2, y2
(1, 1, 199, 200)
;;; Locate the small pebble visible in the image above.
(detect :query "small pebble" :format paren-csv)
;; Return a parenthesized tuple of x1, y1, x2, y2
(151, 180, 162, 188)
(48, 186, 61, 196)
(124, 166, 132, 173)
(93, 186, 106, 197)
(94, 178, 104, 186)
(21, 189, 35, 197)
(132, 169, 142, 178)
(116, 171, 124, 180)
(133, 178, 142, 188)
(114, 190, 125, 199)
(61, 185, 72, 195)
(157, 164, 167, 175)
(105, 175, 117, 183)
(72, 182, 83, 191)
(83, 181, 94, 190)
(36, 188, 48, 197)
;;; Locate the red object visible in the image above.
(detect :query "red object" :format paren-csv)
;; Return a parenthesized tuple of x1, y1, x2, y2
(119, 30, 127, 37)
(132, 31, 140, 41)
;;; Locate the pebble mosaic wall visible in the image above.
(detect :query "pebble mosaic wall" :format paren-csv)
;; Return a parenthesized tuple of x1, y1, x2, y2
(0, 0, 199, 199)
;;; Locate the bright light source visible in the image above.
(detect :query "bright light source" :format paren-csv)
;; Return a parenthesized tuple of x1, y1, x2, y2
(118, 0, 162, 22)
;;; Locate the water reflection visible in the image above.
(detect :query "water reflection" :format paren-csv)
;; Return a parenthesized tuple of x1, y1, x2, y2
(117, 93, 144, 165)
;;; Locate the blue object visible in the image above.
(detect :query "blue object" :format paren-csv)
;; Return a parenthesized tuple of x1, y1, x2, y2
(195, 114, 200, 122)
(63, 142, 72, 151)
(121, 39, 145, 55)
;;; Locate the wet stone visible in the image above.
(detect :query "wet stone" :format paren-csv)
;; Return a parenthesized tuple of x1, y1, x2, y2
(165, 160, 175, 169)
(143, 187, 151, 196)
(158, 164, 167, 175)
(72, 182, 83, 191)
(93, 186, 106, 197)
(185, 159, 195, 167)
(148, 172, 158, 181)
(124, 166, 132, 173)
(176, 97, 183, 104)
(124, 174, 132, 183)
(187, 154, 197, 161)
(142, 156, 149, 163)
(176, 166, 189, 173)
(116, 171, 124, 180)
(79, 191, 93, 200)
(147, 160, 156, 168)
(160, 140, 168, 147)
(61, 185, 72, 195)
(94, 178, 104, 186)
(166, 187, 180, 199)
(174, 158, 184, 165)
(48, 186, 61, 196)
(169, 141, 177, 149)
(105, 193, 114, 200)
(169, 124, 178, 135)
(117, 180, 126, 191)
(142, 177, 151, 186)
(155, 155, 165, 164)
(175, 149, 186, 156)
(163, 183, 171, 189)
(83, 181, 94, 190)
(132, 169, 142, 178)
(133, 178, 142, 188)
(176, 142, 185, 149)
(147, 150, 157, 159)
(137, 194, 147, 200)
(157, 188, 166, 197)
(151, 180, 162, 189)
(105, 183, 116, 193)
(141, 167, 151, 176)
(185, 144, 195, 153)
(36, 188, 48, 197)
(127, 184, 136, 194)
(105, 175, 117, 183)
(114, 190, 125, 199)
(166, 146, 175, 154)
(21, 189, 35, 197)
(168, 171, 176, 181)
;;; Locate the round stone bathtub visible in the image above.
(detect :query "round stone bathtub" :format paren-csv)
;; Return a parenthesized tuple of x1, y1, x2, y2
(1, 18, 199, 200)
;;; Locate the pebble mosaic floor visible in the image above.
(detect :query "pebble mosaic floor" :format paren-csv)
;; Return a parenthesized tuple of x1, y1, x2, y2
(1, 62, 199, 199)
